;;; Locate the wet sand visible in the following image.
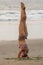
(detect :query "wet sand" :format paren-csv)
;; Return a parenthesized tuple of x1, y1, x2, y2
(0, 39, 43, 65)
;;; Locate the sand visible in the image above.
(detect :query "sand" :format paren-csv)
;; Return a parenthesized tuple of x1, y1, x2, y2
(0, 39, 43, 65)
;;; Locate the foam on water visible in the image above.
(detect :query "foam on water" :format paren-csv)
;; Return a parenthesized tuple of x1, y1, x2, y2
(0, 10, 43, 40)
(27, 10, 43, 20)
(0, 10, 43, 21)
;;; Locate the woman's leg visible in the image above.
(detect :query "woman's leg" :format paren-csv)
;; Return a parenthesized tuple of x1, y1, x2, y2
(24, 23, 28, 37)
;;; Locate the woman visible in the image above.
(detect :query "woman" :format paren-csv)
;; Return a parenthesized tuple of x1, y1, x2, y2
(18, 2, 29, 58)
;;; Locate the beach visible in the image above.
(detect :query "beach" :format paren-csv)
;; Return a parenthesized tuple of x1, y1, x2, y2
(0, 9, 43, 65)
(0, 39, 43, 65)
(0, 17, 43, 65)
(0, 0, 43, 64)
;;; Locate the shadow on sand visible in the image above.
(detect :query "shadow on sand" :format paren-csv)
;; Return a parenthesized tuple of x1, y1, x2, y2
(5, 57, 43, 60)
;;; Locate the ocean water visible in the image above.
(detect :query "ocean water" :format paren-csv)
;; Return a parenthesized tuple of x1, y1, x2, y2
(0, 10, 43, 21)
(0, 10, 43, 40)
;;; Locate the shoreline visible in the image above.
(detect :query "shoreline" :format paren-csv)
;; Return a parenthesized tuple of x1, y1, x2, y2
(0, 38, 43, 44)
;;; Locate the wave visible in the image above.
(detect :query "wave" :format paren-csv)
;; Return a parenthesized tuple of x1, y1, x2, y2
(0, 10, 43, 21)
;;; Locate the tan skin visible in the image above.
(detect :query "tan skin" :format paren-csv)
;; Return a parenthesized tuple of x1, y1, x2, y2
(19, 2, 28, 37)
(18, 2, 29, 58)
(18, 39, 29, 58)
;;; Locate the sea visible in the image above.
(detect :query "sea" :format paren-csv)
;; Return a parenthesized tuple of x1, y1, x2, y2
(0, 10, 43, 21)
(0, 10, 43, 40)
